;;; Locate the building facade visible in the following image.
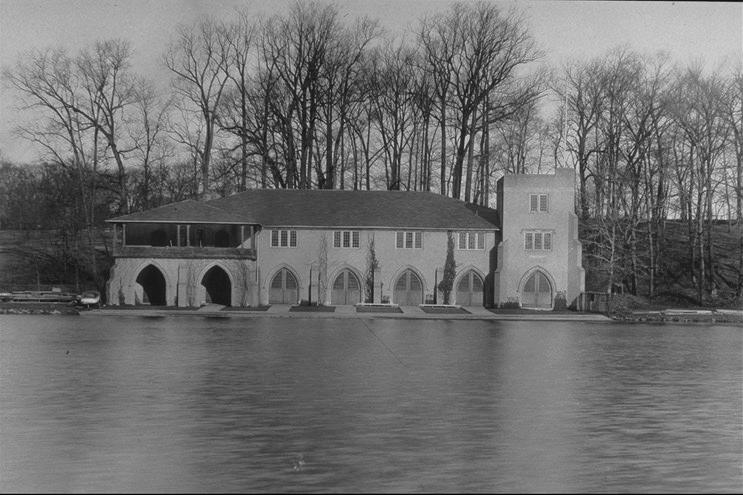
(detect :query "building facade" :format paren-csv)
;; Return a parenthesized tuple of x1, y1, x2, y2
(106, 170, 584, 309)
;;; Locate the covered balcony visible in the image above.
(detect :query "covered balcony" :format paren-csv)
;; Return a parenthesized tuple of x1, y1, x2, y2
(112, 222, 258, 260)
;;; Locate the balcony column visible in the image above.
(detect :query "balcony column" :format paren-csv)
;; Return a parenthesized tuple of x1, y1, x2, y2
(122, 224, 127, 247)
(250, 226, 255, 251)
(177, 225, 181, 247)
(186, 225, 191, 247)
(113, 223, 118, 253)
(240, 225, 245, 247)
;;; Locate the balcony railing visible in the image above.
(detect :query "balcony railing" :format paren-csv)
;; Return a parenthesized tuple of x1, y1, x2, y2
(114, 245, 256, 260)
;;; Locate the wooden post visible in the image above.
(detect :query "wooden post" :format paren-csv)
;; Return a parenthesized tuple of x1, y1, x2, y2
(113, 223, 118, 253)
(240, 225, 245, 247)
(122, 224, 127, 247)
(177, 225, 181, 247)
(250, 226, 255, 251)
(186, 225, 191, 246)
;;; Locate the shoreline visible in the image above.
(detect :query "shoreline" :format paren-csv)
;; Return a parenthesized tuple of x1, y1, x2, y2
(2, 302, 742, 324)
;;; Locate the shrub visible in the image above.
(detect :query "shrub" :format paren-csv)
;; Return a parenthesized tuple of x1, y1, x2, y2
(553, 291, 567, 311)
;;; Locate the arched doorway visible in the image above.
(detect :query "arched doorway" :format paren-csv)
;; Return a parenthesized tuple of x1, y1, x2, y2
(522, 270, 552, 309)
(331, 269, 361, 305)
(456, 270, 484, 306)
(269, 268, 298, 304)
(202, 265, 231, 306)
(394, 269, 423, 306)
(135, 265, 167, 306)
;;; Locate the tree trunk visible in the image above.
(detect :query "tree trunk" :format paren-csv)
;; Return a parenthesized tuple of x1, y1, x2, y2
(440, 103, 447, 196)
(464, 106, 477, 203)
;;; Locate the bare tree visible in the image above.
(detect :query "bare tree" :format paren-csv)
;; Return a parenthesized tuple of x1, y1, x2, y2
(428, 2, 540, 200)
(3, 48, 96, 225)
(74, 40, 138, 213)
(261, 2, 340, 188)
(669, 65, 730, 303)
(165, 18, 232, 196)
(559, 58, 604, 219)
(317, 17, 378, 189)
(217, 10, 255, 191)
(367, 41, 418, 190)
(129, 78, 171, 209)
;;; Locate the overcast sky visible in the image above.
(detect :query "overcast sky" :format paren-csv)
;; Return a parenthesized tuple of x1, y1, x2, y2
(1, 0, 741, 163)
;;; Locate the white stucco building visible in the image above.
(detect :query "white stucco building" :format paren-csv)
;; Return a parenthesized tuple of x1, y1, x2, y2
(106, 169, 584, 309)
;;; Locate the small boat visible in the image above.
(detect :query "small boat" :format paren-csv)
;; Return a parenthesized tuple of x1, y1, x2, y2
(78, 291, 101, 308)
(3, 290, 78, 303)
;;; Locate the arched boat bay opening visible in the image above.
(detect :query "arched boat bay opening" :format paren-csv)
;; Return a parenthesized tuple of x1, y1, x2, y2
(135, 265, 167, 306)
(202, 265, 231, 306)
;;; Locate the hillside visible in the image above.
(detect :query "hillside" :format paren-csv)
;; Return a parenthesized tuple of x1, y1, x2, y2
(581, 219, 742, 309)
(0, 229, 113, 293)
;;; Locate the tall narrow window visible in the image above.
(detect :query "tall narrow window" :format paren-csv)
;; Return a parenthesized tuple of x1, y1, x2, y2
(458, 232, 467, 249)
(395, 231, 423, 249)
(458, 232, 485, 250)
(271, 229, 298, 248)
(530, 193, 548, 213)
(524, 230, 552, 252)
(333, 230, 360, 248)
(539, 194, 549, 212)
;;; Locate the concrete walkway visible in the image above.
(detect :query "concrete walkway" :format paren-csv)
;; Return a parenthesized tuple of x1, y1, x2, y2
(81, 304, 613, 322)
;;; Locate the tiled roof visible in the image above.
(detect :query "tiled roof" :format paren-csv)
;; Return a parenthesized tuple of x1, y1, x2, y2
(109, 190, 499, 230)
(108, 199, 252, 224)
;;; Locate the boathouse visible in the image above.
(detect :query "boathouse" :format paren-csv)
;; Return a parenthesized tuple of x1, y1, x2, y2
(106, 169, 584, 309)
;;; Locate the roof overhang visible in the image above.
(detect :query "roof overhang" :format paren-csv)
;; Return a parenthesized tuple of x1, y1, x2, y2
(105, 219, 259, 225)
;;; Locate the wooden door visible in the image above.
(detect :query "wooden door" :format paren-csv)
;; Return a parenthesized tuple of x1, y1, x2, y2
(522, 271, 552, 308)
(269, 268, 298, 304)
(394, 270, 423, 306)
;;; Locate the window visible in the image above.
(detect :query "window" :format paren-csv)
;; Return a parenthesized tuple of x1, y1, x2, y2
(530, 193, 549, 213)
(395, 231, 423, 249)
(271, 229, 297, 248)
(333, 230, 360, 248)
(524, 230, 552, 252)
(458, 232, 485, 250)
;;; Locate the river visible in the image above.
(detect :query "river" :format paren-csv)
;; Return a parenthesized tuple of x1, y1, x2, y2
(0, 315, 741, 493)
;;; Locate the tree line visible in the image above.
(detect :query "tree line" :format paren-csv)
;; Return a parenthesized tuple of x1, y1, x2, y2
(0, 0, 740, 304)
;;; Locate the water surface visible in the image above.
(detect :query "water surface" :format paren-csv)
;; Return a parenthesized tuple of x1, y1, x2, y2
(1, 316, 741, 493)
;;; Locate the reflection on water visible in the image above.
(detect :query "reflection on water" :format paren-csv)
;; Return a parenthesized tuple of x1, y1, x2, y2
(1, 316, 741, 493)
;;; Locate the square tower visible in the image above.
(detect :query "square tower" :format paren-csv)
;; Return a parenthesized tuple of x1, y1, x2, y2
(494, 169, 584, 309)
